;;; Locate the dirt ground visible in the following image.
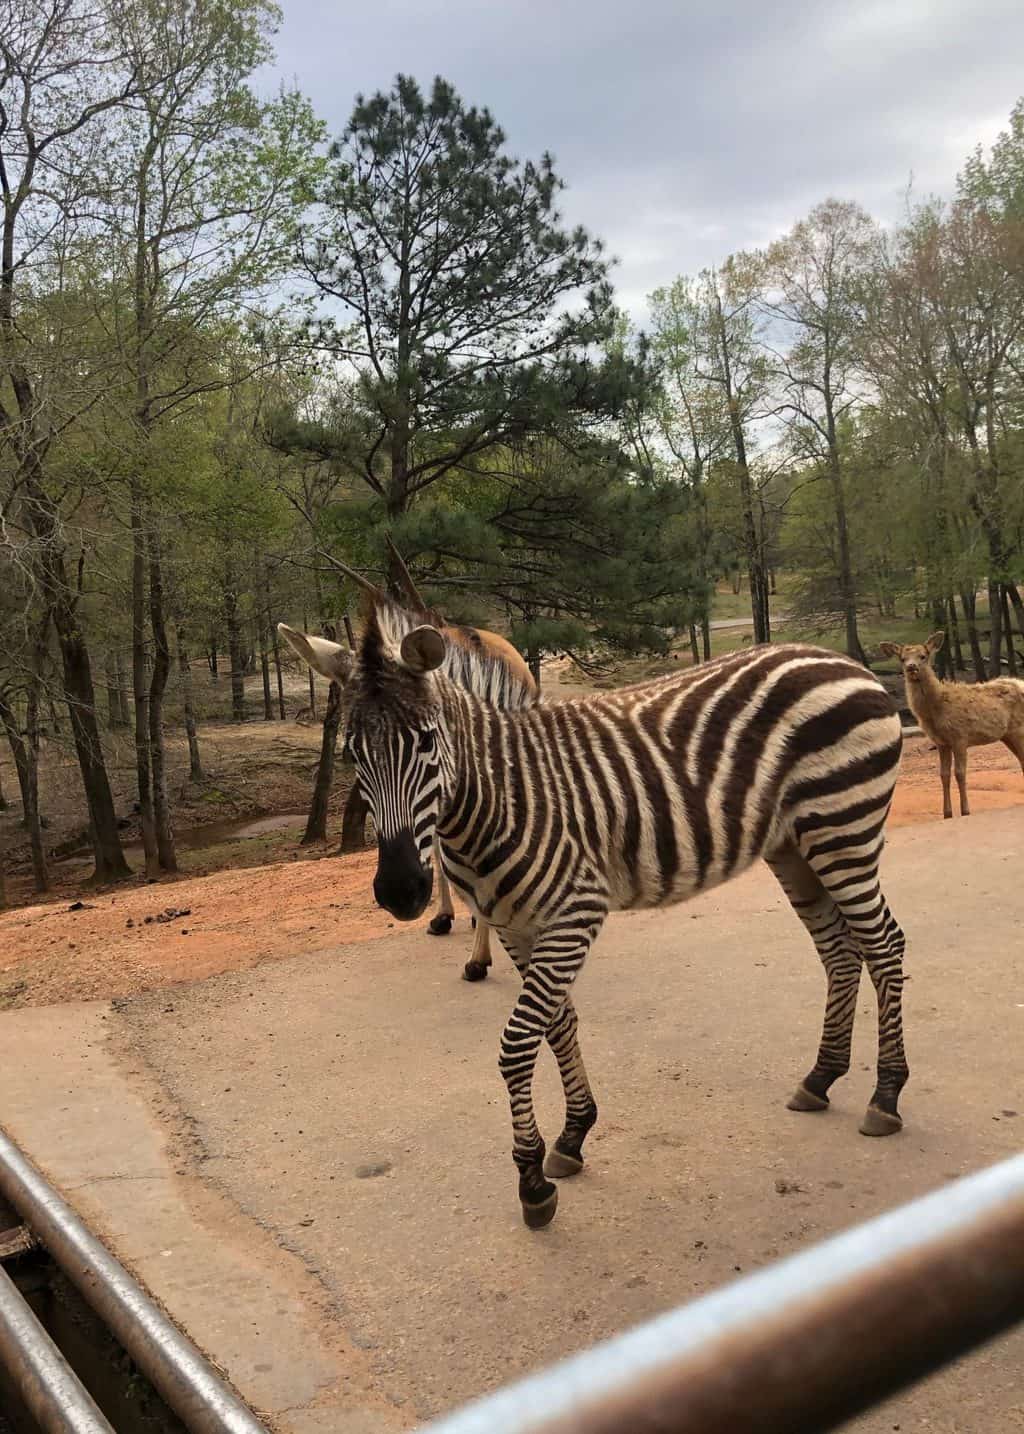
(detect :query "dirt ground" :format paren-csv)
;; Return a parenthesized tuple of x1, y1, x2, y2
(1, 727, 1021, 1012)
(4, 809, 1022, 1433)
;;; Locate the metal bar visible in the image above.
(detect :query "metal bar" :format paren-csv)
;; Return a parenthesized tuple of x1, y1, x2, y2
(0, 1262, 114, 1434)
(0, 1127, 266, 1434)
(424, 1152, 1024, 1434)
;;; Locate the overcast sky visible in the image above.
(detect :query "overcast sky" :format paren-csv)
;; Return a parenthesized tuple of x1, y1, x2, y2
(263, 0, 1024, 322)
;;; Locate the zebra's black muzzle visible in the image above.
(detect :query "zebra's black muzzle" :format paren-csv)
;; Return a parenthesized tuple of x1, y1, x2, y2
(373, 830, 434, 921)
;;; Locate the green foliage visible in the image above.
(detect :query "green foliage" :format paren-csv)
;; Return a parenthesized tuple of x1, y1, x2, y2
(300, 74, 643, 507)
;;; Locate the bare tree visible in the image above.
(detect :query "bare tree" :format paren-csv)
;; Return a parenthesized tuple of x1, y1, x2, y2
(760, 200, 878, 664)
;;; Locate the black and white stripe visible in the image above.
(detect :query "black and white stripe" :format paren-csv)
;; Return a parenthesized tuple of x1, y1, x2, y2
(346, 609, 909, 1229)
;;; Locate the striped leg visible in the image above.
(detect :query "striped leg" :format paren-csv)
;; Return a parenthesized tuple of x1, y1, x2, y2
(767, 842, 863, 1112)
(799, 830, 909, 1136)
(497, 930, 598, 1182)
(462, 917, 493, 982)
(543, 996, 598, 1179)
(428, 837, 455, 935)
(496, 925, 596, 1228)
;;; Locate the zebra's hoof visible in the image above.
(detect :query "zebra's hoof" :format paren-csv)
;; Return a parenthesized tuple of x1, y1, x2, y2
(462, 961, 488, 982)
(859, 1105, 903, 1137)
(428, 914, 453, 936)
(544, 1148, 584, 1179)
(521, 1185, 558, 1229)
(787, 1084, 830, 1112)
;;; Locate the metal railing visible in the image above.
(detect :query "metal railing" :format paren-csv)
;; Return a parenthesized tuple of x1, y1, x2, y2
(0, 1127, 267, 1434)
(3, 1116, 1023, 1434)
(423, 1151, 1024, 1434)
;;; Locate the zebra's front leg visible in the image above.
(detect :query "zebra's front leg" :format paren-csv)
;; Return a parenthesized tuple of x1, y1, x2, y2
(543, 996, 598, 1179)
(498, 932, 593, 1229)
(427, 838, 455, 936)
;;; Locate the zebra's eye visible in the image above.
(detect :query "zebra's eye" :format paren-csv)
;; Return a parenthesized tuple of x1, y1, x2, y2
(418, 728, 437, 754)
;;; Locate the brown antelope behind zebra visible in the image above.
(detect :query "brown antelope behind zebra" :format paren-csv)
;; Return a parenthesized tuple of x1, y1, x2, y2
(330, 598, 910, 1229)
(279, 538, 538, 979)
(880, 632, 1024, 819)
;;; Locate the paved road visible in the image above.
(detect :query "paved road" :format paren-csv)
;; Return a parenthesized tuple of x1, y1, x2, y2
(3, 809, 1023, 1431)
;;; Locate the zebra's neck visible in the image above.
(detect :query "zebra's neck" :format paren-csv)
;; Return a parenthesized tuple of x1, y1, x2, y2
(435, 681, 515, 859)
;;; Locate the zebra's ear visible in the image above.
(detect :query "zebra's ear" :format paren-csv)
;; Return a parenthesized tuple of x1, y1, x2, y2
(278, 623, 353, 684)
(399, 624, 446, 674)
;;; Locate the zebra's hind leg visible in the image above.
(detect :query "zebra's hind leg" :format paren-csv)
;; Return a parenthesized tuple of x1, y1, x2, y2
(462, 916, 492, 982)
(799, 831, 909, 1136)
(543, 995, 598, 1179)
(767, 842, 863, 1114)
(427, 839, 455, 936)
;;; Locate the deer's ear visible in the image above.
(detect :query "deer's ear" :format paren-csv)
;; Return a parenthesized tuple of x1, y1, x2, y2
(278, 624, 353, 684)
(878, 642, 900, 658)
(399, 625, 446, 674)
(925, 631, 945, 653)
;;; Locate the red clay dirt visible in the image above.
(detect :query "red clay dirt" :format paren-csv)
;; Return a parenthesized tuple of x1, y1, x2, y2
(1, 731, 1021, 1010)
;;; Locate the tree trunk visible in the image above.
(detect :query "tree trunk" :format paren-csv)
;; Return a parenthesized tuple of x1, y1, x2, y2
(688, 623, 699, 664)
(829, 463, 865, 665)
(1007, 583, 1024, 646)
(959, 589, 987, 682)
(987, 577, 1004, 677)
(946, 593, 964, 673)
(104, 657, 121, 731)
(176, 627, 204, 782)
(0, 697, 48, 893)
(340, 783, 370, 853)
(115, 650, 131, 726)
(260, 637, 273, 720)
(147, 531, 176, 872)
(930, 599, 951, 679)
(131, 484, 158, 875)
(208, 636, 218, 680)
(527, 646, 542, 689)
(302, 679, 342, 844)
(1002, 587, 1018, 677)
(271, 625, 286, 721)
(56, 601, 131, 881)
(225, 579, 245, 722)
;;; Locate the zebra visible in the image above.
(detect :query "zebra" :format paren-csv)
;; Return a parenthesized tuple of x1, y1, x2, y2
(279, 556, 538, 981)
(321, 598, 909, 1230)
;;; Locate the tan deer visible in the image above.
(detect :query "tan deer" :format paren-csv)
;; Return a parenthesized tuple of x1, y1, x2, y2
(880, 632, 1024, 818)
(280, 539, 538, 979)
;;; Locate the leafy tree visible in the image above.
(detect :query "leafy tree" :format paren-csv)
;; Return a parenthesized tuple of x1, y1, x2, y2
(299, 74, 637, 550)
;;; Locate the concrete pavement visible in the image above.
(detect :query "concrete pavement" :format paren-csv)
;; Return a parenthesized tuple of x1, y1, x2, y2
(2, 808, 1023, 1431)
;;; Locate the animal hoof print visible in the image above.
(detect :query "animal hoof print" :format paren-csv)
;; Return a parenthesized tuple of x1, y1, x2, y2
(427, 915, 453, 937)
(859, 1105, 903, 1137)
(521, 1185, 558, 1230)
(462, 962, 488, 982)
(544, 1148, 584, 1179)
(786, 1084, 830, 1113)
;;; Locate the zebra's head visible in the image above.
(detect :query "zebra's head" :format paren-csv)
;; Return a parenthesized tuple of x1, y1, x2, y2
(344, 614, 452, 922)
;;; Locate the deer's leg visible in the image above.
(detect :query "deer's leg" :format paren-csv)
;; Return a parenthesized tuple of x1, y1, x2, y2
(938, 745, 953, 819)
(767, 843, 862, 1112)
(462, 916, 492, 982)
(953, 746, 970, 817)
(428, 838, 455, 935)
(496, 918, 602, 1228)
(1003, 731, 1024, 777)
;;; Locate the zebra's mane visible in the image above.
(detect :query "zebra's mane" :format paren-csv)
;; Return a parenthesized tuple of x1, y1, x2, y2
(360, 597, 537, 712)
